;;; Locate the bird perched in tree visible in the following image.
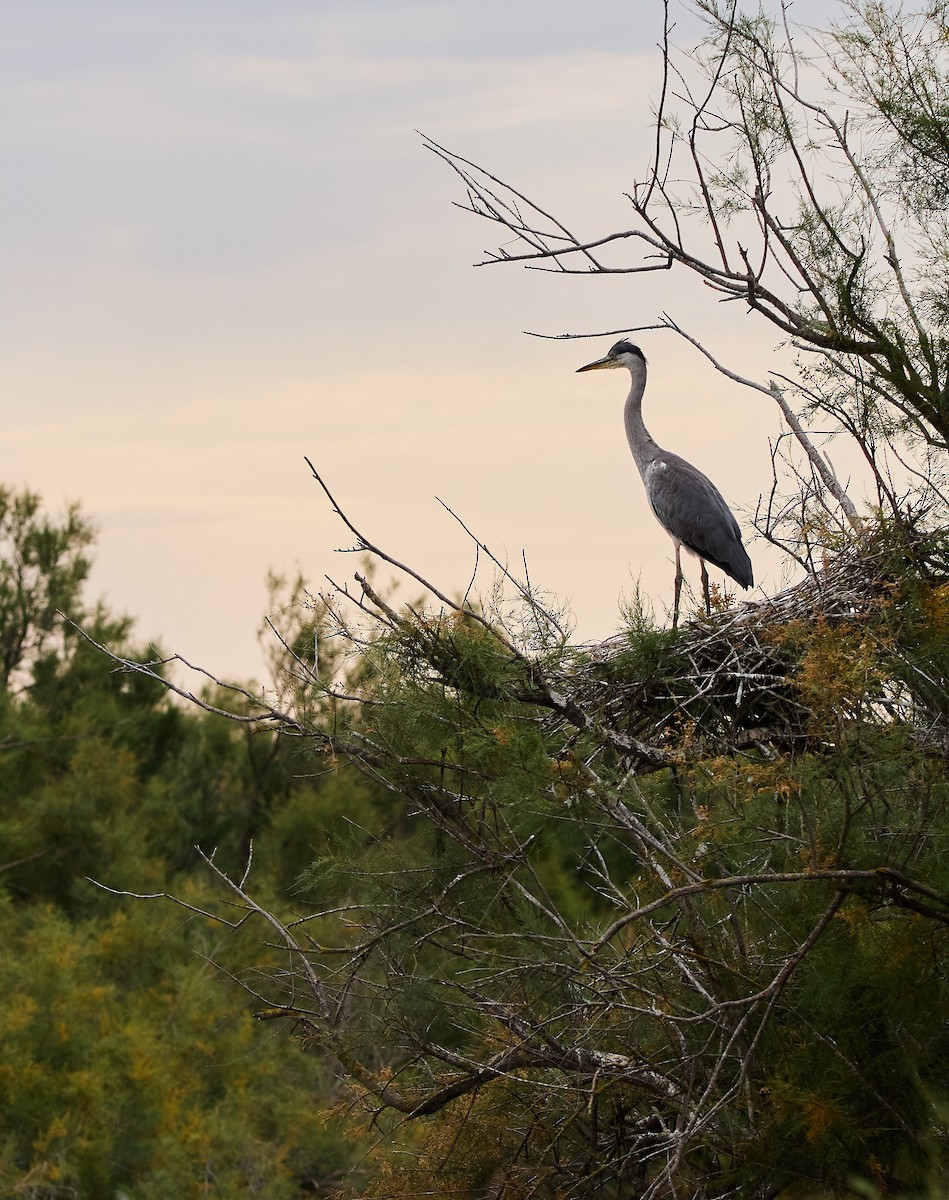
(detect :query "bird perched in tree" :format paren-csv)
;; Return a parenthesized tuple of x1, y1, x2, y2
(577, 339, 753, 627)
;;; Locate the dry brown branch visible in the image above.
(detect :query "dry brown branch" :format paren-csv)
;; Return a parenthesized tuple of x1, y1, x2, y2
(88, 459, 949, 1195)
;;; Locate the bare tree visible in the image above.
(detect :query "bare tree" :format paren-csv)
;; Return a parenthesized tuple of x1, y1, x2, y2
(93, 459, 949, 1199)
(426, 0, 949, 552)
(91, 4, 949, 1195)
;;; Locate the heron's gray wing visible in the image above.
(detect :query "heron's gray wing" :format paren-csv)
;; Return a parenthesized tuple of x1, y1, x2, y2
(644, 452, 753, 587)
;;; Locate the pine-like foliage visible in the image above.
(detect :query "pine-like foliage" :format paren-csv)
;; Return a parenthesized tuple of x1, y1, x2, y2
(63, 0, 949, 1191)
(119, 517, 949, 1200)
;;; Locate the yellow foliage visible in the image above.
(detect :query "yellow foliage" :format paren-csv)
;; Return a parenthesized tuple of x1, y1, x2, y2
(802, 1095, 841, 1144)
(837, 899, 872, 934)
(181, 1108, 212, 1153)
(157, 1099, 186, 1140)
(1, 992, 38, 1034)
(33, 1113, 69, 1155)
(127, 1045, 160, 1084)
(791, 618, 882, 719)
(920, 580, 949, 634)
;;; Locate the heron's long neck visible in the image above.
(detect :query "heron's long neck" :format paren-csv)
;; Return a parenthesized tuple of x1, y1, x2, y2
(623, 359, 659, 474)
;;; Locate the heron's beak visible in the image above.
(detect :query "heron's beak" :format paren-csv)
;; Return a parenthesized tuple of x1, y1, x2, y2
(576, 355, 617, 373)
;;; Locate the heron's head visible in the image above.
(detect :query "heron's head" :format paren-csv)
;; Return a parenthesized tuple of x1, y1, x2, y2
(576, 340, 647, 374)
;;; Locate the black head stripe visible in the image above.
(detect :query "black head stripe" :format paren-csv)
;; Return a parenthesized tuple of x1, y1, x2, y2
(609, 339, 647, 363)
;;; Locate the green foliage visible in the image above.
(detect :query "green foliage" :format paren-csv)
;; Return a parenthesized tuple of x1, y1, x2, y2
(0, 486, 93, 690)
(5, 498, 949, 1197)
(212, 531, 949, 1200)
(0, 487, 373, 1195)
(16, 4, 949, 1176)
(62, 0, 949, 1188)
(0, 895, 353, 1199)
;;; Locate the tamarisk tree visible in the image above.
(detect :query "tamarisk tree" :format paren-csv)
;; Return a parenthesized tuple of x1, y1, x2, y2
(426, 0, 949, 554)
(97, 3, 949, 1196)
(100, 463, 949, 1199)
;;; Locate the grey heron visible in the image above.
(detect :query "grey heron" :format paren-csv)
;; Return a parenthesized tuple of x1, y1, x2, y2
(577, 339, 753, 627)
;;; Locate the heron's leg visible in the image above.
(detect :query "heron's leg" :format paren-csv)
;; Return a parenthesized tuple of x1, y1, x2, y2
(673, 543, 683, 630)
(700, 560, 711, 616)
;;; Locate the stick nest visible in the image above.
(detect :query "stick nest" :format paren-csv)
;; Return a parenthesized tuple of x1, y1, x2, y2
(572, 529, 949, 766)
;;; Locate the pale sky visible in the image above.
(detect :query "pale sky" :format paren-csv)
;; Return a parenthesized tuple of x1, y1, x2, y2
(3, 1, 826, 682)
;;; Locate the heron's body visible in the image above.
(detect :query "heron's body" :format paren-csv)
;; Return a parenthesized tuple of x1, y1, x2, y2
(577, 340, 752, 624)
